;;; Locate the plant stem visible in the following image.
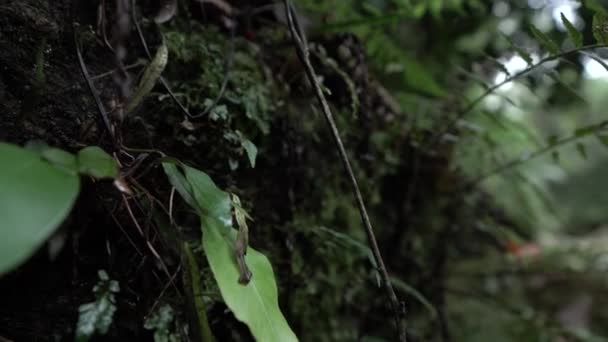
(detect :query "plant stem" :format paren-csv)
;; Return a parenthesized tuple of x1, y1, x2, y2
(464, 120, 608, 188)
(284, 2, 407, 340)
(428, 43, 607, 150)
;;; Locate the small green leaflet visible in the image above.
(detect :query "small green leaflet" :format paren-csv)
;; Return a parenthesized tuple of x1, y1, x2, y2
(75, 270, 120, 342)
(597, 132, 608, 146)
(241, 139, 258, 168)
(593, 13, 608, 45)
(561, 13, 582, 48)
(401, 55, 445, 97)
(583, 0, 608, 15)
(125, 43, 169, 114)
(552, 150, 560, 164)
(77, 146, 118, 179)
(547, 135, 559, 146)
(576, 142, 588, 160)
(504, 34, 533, 65)
(162, 161, 298, 342)
(144, 304, 179, 342)
(575, 123, 601, 137)
(530, 25, 560, 55)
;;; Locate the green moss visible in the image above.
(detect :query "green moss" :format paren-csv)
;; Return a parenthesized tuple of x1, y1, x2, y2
(163, 24, 274, 135)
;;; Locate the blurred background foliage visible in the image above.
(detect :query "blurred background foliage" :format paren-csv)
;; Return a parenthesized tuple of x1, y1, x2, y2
(288, 0, 608, 340)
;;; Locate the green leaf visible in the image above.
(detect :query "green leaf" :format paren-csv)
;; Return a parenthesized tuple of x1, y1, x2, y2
(144, 304, 179, 342)
(561, 13, 583, 48)
(547, 134, 559, 146)
(576, 142, 588, 160)
(162, 162, 197, 209)
(593, 13, 608, 44)
(125, 43, 168, 114)
(76, 270, 119, 342)
(164, 163, 297, 342)
(0, 143, 80, 275)
(77, 146, 118, 179)
(504, 34, 533, 65)
(200, 215, 296, 342)
(597, 132, 608, 146)
(241, 139, 258, 168)
(552, 150, 560, 164)
(429, 0, 443, 19)
(184, 166, 232, 222)
(583, 0, 608, 15)
(530, 25, 560, 54)
(401, 55, 445, 97)
(390, 276, 438, 320)
(575, 123, 600, 137)
(41, 147, 78, 174)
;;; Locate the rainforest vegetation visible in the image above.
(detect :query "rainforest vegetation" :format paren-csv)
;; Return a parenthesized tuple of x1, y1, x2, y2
(2, 0, 608, 341)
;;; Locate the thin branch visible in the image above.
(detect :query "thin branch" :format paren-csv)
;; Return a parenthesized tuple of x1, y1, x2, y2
(91, 61, 144, 81)
(464, 119, 608, 189)
(131, 0, 235, 119)
(283, 2, 407, 340)
(427, 43, 608, 149)
(74, 26, 116, 144)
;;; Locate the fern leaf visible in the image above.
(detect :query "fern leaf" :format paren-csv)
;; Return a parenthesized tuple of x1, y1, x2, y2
(530, 25, 560, 54)
(561, 13, 582, 48)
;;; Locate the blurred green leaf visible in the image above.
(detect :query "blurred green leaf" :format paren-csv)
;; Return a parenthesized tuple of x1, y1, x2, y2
(575, 142, 588, 160)
(575, 123, 601, 137)
(596, 132, 608, 146)
(241, 139, 258, 168)
(144, 304, 179, 342)
(505, 35, 533, 65)
(40, 147, 78, 174)
(391, 276, 438, 320)
(530, 25, 560, 54)
(161, 161, 197, 209)
(402, 55, 445, 97)
(551, 150, 560, 164)
(585, 0, 608, 15)
(77, 146, 118, 179)
(561, 13, 583, 48)
(592, 13, 608, 45)
(75, 270, 119, 342)
(547, 135, 559, 146)
(0, 143, 80, 275)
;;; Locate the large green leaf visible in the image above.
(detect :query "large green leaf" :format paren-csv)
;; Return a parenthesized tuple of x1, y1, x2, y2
(163, 162, 297, 342)
(200, 216, 296, 342)
(0, 143, 118, 276)
(0, 143, 80, 275)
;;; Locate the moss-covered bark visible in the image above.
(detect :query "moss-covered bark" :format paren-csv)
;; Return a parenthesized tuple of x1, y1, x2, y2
(0, 1, 498, 341)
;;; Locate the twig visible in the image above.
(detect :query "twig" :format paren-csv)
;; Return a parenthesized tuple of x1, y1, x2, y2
(74, 26, 116, 144)
(283, 2, 407, 340)
(427, 43, 608, 150)
(147, 264, 182, 317)
(463, 119, 608, 189)
(91, 61, 144, 80)
(131, 0, 235, 119)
